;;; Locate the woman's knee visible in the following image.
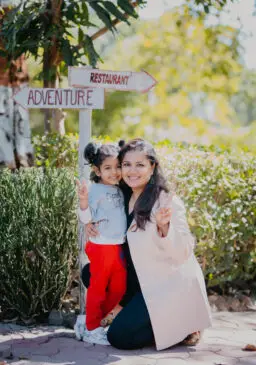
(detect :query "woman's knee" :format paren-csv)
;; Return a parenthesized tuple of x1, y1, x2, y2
(107, 323, 131, 350)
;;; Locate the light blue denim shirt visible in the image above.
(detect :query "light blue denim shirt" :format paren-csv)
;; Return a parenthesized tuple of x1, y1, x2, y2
(79, 183, 127, 245)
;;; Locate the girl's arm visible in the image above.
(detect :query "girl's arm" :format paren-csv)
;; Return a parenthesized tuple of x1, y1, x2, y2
(78, 183, 101, 225)
(78, 207, 92, 224)
(76, 179, 88, 210)
(76, 179, 91, 223)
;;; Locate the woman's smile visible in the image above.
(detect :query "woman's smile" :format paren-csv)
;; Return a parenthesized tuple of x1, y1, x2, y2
(127, 176, 140, 181)
(121, 151, 154, 192)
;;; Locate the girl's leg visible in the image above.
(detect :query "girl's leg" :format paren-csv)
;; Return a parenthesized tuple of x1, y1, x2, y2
(102, 246, 127, 318)
(107, 292, 155, 350)
(85, 242, 112, 330)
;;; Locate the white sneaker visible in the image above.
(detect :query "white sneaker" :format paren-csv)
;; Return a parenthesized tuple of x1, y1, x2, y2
(74, 314, 87, 341)
(83, 326, 110, 346)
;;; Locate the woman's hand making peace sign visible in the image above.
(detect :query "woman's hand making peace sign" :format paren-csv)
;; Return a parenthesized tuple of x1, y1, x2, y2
(155, 195, 172, 237)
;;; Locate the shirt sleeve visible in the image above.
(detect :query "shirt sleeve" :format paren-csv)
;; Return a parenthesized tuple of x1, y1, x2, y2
(77, 184, 100, 224)
(77, 207, 92, 224)
(153, 193, 195, 265)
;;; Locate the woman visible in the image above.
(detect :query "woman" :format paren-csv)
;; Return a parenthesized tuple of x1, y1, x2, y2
(83, 138, 212, 350)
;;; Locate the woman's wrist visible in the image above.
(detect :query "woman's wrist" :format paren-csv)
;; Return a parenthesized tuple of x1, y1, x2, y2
(157, 222, 170, 237)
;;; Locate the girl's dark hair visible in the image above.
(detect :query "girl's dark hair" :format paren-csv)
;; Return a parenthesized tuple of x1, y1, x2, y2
(119, 138, 169, 230)
(84, 142, 121, 182)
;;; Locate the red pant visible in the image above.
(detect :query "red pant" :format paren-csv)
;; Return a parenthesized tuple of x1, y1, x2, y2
(85, 241, 126, 330)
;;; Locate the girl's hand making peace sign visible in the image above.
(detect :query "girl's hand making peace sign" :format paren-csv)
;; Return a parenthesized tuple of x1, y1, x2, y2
(76, 179, 89, 210)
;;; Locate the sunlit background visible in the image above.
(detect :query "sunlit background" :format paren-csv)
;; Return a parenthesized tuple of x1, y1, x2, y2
(29, 0, 256, 152)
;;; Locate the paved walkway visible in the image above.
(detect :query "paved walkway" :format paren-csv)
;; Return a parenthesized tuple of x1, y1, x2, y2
(0, 312, 255, 365)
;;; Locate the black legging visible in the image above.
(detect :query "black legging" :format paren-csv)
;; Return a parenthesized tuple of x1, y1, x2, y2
(81, 264, 155, 349)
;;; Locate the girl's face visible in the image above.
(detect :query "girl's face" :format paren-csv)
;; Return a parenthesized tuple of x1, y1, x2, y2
(121, 150, 155, 192)
(95, 156, 121, 185)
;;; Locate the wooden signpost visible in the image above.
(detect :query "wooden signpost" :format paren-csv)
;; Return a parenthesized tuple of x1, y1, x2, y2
(69, 66, 157, 93)
(13, 67, 157, 313)
(13, 87, 104, 110)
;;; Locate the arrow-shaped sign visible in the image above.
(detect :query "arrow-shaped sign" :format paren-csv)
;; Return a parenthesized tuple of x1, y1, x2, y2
(68, 67, 157, 93)
(13, 87, 104, 110)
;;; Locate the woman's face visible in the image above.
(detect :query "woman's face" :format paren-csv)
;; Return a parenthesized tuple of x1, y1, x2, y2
(121, 150, 155, 192)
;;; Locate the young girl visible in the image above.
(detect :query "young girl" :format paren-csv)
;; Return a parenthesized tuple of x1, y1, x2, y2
(76, 142, 127, 346)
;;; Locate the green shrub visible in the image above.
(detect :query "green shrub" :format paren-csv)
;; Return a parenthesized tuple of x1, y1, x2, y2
(33, 133, 78, 168)
(32, 133, 256, 290)
(32, 134, 115, 168)
(160, 145, 256, 289)
(1, 135, 254, 321)
(0, 168, 77, 321)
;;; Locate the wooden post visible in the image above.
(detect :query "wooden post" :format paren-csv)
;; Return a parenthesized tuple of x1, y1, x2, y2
(78, 109, 92, 313)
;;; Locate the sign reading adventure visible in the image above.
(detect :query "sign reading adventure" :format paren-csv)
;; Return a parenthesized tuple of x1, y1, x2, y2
(13, 87, 104, 109)
(69, 67, 157, 93)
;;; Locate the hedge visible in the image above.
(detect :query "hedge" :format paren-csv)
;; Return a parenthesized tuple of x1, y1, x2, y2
(0, 135, 255, 320)
(0, 168, 77, 321)
(159, 144, 256, 289)
(32, 134, 256, 289)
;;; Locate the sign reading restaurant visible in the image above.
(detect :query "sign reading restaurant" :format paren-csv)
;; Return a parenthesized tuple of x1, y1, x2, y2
(69, 67, 157, 93)
(90, 72, 130, 86)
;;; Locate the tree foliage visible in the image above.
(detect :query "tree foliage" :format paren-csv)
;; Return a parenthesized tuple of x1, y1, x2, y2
(0, 0, 235, 78)
(0, 0, 146, 132)
(231, 70, 256, 125)
(0, 0, 237, 135)
(189, 0, 234, 13)
(0, 1, 234, 73)
(0, 0, 145, 75)
(92, 5, 243, 141)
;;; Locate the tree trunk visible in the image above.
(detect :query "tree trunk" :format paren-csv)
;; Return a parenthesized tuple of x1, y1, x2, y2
(0, 6, 34, 169)
(53, 108, 66, 135)
(42, 52, 53, 134)
(43, 0, 65, 135)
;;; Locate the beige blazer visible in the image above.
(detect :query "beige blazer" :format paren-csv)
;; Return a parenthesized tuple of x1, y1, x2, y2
(127, 192, 212, 350)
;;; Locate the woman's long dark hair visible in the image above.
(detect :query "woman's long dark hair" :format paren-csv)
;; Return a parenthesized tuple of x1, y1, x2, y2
(119, 138, 169, 230)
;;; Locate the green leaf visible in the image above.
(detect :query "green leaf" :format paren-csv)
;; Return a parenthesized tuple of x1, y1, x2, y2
(89, 2, 115, 32)
(117, 0, 138, 19)
(204, 5, 209, 13)
(81, 1, 89, 24)
(103, 1, 130, 25)
(78, 27, 84, 44)
(64, 2, 76, 21)
(84, 35, 101, 67)
(61, 39, 73, 65)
